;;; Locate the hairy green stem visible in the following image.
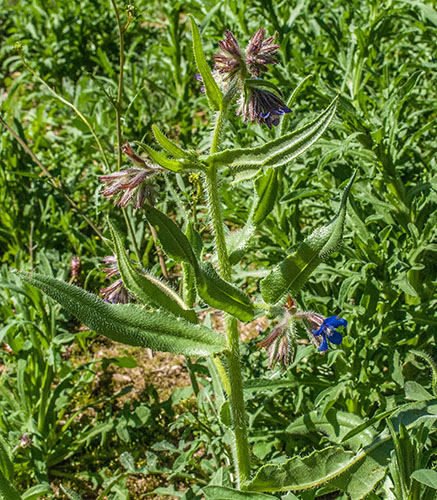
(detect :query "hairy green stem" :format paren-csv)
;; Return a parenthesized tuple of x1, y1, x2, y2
(206, 99, 251, 486)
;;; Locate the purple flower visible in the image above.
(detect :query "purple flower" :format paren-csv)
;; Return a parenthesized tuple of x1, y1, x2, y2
(256, 322, 292, 369)
(213, 30, 244, 81)
(100, 255, 132, 304)
(246, 29, 279, 77)
(237, 87, 291, 129)
(194, 73, 206, 94)
(99, 142, 162, 209)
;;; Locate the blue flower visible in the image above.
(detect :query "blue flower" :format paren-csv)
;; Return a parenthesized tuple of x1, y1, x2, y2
(312, 315, 347, 353)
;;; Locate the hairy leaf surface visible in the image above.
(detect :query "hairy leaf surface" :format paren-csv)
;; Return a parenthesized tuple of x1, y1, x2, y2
(260, 172, 356, 304)
(207, 97, 338, 172)
(18, 273, 226, 357)
(110, 222, 198, 323)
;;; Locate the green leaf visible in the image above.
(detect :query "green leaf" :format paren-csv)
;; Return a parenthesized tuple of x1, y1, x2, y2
(22, 484, 53, 500)
(253, 168, 279, 225)
(144, 207, 253, 320)
(204, 486, 277, 500)
(152, 125, 186, 159)
(227, 221, 256, 265)
(261, 172, 356, 304)
(248, 400, 437, 498)
(405, 381, 434, 401)
(136, 142, 195, 172)
(144, 205, 198, 267)
(286, 409, 377, 450)
(109, 222, 198, 323)
(60, 485, 83, 500)
(207, 97, 338, 173)
(189, 15, 223, 112)
(18, 273, 227, 357)
(411, 469, 437, 489)
(0, 469, 21, 500)
(0, 437, 13, 483)
(197, 263, 254, 322)
(246, 446, 355, 492)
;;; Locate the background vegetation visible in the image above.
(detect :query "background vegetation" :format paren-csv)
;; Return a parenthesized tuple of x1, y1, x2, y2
(0, 0, 436, 498)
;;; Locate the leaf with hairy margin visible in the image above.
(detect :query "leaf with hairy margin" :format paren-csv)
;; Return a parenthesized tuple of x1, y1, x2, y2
(109, 222, 198, 323)
(0, 468, 21, 500)
(144, 206, 254, 321)
(18, 273, 227, 357)
(247, 400, 437, 499)
(206, 97, 338, 173)
(260, 172, 356, 304)
(152, 125, 187, 159)
(204, 485, 277, 500)
(189, 15, 223, 112)
(197, 263, 254, 322)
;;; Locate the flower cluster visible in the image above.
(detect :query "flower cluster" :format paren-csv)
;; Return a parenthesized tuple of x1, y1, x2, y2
(237, 87, 291, 129)
(213, 28, 279, 80)
(100, 255, 131, 304)
(257, 297, 348, 369)
(196, 28, 291, 128)
(99, 142, 162, 209)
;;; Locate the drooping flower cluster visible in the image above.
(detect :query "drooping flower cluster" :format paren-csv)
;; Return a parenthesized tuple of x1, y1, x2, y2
(257, 297, 348, 369)
(237, 87, 291, 129)
(100, 255, 131, 304)
(99, 142, 162, 209)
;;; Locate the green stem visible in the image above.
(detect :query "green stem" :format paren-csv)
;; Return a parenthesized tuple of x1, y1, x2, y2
(122, 208, 141, 264)
(206, 98, 251, 486)
(110, 0, 125, 170)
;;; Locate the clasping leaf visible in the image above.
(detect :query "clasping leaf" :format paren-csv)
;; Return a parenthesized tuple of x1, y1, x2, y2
(144, 206, 254, 321)
(207, 97, 338, 173)
(261, 171, 356, 304)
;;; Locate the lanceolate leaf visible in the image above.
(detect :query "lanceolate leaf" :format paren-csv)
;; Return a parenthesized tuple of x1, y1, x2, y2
(260, 172, 356, 304)
(207, 97, 338, 172)
(246, 446, 355, 493)
(18, 273, 227, 357)
(136, 142, 199, 173)
(144, 205, 198, 267)
(253, 168, 279, 225)
(189, 15, 223, 112)
(109, 222, 198, 323)
(197, 263, 254, 322)
(0, 468, 21, 500)
(152, 125, 186, 159)
(144, 206, 254, 321)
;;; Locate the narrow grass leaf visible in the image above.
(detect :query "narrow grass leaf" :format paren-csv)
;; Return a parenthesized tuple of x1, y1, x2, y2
(189, 15, 222, 111)
(261, 171, 356, 304)
(109, 222, 198, 323)
(18, 273, 227, 357)
(207, 97, 338, 172)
